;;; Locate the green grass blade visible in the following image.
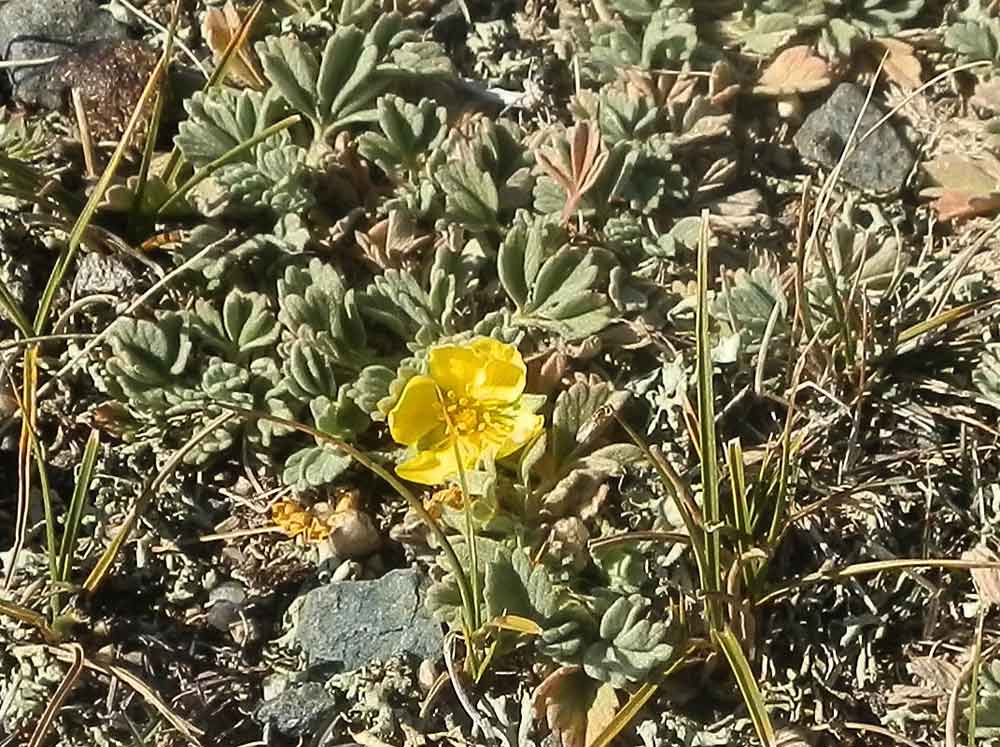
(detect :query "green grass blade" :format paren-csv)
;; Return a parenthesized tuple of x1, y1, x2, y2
(58, 428, 100, 584)
(0, 276, 32, 336)
(696, 210, 723, 628)
(32, 19, 175, 333)
(713, 627, 776, 747)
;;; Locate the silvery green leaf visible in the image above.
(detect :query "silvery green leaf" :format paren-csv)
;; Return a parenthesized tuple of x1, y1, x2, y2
(599, 91, 660, 145)
(436, 160, 500, 232)
(256, 34, 322, 125)
(362, 267, 452, 342)
(358, 96, 447, 177)
(388, 41, 455, 77)
(214, 139, 314, 216)
(818, 17, 863, 59)
(257, 28, 383, 138)
(592, 545, 647, 593)
(175, 88, 284, 167)
(499, 213, 566, 308)
(499, 215, 612, 340)
(347, 365, 395, 416)
(582, 595, 675, 687)
(278, 259, 372, 371)
(484, 547, 563, 622)
(200, 358, 251, 401)
(283, 444, 352, 488)
(189, 290, 279, 361)
(609, 266, 647, 313)
(552, 379, 628, 467)
(740, 12, 800, 55)
(284, 340, 338, 400)
(312, 385, 369, 439)
(711, 263, 788, 355)
(641, 12, 698, 69)
(974, 344, 1000, 405)
(945, 19, 1000, 63)
(105, 314, 193, 404)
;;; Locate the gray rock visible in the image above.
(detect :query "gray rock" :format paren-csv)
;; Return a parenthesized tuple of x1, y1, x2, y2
(256, 682, 336, 737)
(74, 253, 135, 295)
(297, 569, 443, 671)
(0, 0, 130, 108)
(793, 83, 916, 195)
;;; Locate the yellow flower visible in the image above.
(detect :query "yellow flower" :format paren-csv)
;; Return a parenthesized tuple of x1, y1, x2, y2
(388, 338, 545, 485)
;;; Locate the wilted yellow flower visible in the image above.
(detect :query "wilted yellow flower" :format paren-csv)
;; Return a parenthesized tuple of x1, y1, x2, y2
(388, 338, 545, 485)
(272, 499, 331, 543)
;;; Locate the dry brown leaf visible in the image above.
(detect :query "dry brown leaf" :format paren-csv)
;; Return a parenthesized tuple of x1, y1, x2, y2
(963, 545, 1000, 606)
(755, 45, 832, 96)
(525, 348, 570, 394)
(532, 666, 619, 747)
(873, 38, 923, 90)
(923, 152, 1000, 221)
(202, 1, 267, 90)
(909, 655, 962, 692)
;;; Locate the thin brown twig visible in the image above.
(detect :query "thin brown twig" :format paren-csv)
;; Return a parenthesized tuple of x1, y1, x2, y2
(27, 643, 84, 747)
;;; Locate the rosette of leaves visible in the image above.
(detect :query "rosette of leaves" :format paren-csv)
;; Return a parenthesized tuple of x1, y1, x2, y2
(277, 257, 375, 373)
(256, 15, 453, 156)
(102, 294, 284, 464)
(430, 118, 535, 234)
(729, 0, 926, 59)
(539, 594, 676, 687)
(581, 0, 710, 82)
(944, 1, 1000, 69)
(174, 87, 314, 217)
(357, 96, 447, 181)
(499, 212, 614, 341)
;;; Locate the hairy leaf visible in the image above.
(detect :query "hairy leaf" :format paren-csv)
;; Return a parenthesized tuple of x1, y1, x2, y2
(499, 213, 612, 340)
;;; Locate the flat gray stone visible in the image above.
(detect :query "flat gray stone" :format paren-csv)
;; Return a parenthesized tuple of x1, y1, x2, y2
(256, 682, 336, 737)
(297, 569, 443, 671)
(793, 83, 915, 195)
(0, 0, 130, 108)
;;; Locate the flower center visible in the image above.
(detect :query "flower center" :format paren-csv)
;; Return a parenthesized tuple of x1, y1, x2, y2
(442, 390, 498, 436)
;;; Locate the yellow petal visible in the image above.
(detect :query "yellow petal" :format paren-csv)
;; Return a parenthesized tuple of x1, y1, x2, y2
(497, 411, 544, 458)
(470, 337, 526, 402)
(429, 338, 526, 402)
(388, 375, 442, 447)
(396, 441, 460, 485)
(428, 345, 482, 397)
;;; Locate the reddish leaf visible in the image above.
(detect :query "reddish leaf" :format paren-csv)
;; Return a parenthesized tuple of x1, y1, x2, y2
(756, 45, 832, 96)
(533, 666, 619, 747)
